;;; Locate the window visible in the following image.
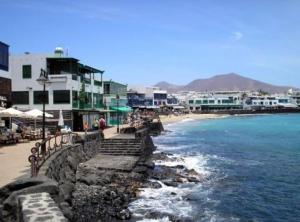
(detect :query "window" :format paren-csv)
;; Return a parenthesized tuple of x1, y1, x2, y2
(34, 91, 48, 104)
(12, 91, 29, 104)
(22, 65, 32, 79)
(72, 75, 78, 81)
(209, 100, 214, 104)
(94, 80, 102, 87)
(188, 100, 194, 104)
(0, 42, 9, 71)
(53, 90, 70, 104)
(154, 93, 167, 100)
(195, 100, 202, 104)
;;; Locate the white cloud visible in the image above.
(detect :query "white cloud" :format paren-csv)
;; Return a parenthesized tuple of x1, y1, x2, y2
(232, 31, 243, 40)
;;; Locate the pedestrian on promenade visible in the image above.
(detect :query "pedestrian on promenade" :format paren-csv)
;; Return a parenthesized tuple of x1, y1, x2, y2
(99, 116, 106, 131)
(93, 118, 99, 130)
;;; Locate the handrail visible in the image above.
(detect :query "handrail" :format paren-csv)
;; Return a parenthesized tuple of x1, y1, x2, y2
(28, 132, 78, 177)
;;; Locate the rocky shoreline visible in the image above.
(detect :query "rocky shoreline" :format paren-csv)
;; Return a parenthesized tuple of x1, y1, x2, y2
(128, 152, 204, 222)
(69, 151, 203, 222)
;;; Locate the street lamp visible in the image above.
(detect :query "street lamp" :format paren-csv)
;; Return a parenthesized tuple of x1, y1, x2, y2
(36, 69, 50, 155)
(116, 94, 120, 133)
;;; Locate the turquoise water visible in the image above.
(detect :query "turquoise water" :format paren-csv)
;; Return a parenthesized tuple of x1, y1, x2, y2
(131, 114, 300, 222)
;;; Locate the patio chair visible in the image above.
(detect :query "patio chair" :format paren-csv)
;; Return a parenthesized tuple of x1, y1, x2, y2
(0, 128, 17, 144)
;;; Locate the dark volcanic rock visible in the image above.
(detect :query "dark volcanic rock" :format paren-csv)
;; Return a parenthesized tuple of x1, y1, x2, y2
(141, 181, 162, 189)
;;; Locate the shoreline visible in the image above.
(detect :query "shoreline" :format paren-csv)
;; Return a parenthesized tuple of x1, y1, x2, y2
(159, 113, 229, 124)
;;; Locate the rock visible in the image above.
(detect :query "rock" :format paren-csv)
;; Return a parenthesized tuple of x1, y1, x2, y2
(59, 182, 74, 203)
(162, 180, 178, 187)
(144, 160, 155, 169)
(175, 165, 185, 170)
(116, 209, 131, 220)
(133, 166, 148, 173)
(186, 169, 199, 176)
(67, 155, 78, 171)
(59, 201, 73, 220)
(142, 181, 162, 189)
(175, 177, 188, 183)
(187, 177, 200, 183)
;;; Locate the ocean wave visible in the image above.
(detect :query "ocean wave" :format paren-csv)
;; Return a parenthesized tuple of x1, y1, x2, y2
(154, 154, 211, 176)
(129, 180, 194, 221)
(136, 217, 171, 222)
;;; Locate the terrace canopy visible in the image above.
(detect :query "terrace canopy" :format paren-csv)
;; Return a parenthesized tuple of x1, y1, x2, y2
(110, 106, 132, 112)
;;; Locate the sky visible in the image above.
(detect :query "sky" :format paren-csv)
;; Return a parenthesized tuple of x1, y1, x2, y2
(1, 0, 300, 87)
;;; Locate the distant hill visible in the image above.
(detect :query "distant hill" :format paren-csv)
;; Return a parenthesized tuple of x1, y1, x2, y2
(154, 73, 296, 93)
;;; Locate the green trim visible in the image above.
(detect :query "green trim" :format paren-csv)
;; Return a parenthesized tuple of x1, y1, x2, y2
(110, 106, 132, 112)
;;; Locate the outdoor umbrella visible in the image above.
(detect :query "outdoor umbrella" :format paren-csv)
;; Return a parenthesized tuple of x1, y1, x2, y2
(0, 108, 30, 129)
(0, 108, 28, 118)
(25, 109, 54, 129)
(58, 109, 64, 127)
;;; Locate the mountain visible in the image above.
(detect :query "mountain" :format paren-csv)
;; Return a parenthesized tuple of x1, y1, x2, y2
(154, 81, 183, 92)
(154, 73, 295, 93)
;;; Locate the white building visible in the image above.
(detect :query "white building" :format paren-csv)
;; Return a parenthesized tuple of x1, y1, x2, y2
(244, 95, 297, 109)
(0, 41, 10, 109)
(10, 48, 104, 131)
(187, 93, 243, 111)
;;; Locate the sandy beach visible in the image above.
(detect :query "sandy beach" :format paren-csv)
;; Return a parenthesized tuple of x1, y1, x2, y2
(159, 113, 229, 124)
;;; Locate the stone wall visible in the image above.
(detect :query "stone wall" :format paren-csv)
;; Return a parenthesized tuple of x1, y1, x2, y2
(0, 132, 101, 222)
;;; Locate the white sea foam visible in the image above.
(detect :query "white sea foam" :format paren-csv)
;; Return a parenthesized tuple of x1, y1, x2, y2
(136, 217, 171, 222)
(129, 180, 194, 220)
(154, 153, 211, 176)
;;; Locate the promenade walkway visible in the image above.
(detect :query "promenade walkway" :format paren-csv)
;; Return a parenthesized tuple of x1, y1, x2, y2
(0, 141, 36, 187)
(0, 124, 129, 188)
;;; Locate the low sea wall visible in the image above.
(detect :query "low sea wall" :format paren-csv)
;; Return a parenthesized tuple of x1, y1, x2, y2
(0, 132, 101, 222)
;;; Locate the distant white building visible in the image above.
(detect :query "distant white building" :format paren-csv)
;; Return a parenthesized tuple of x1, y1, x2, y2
(187, 93, 243, 111)
(244, 95, 298, 109)
(10, 49, 104, 130)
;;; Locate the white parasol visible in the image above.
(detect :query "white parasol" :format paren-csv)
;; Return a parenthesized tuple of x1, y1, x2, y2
(58, 109, 64, 127)
(25, 109, 54, 129)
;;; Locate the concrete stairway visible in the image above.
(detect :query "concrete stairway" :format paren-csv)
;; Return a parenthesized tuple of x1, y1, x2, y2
(99, 138, 143, 156)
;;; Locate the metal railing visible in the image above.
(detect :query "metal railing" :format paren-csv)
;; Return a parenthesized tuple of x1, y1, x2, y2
(28, 132, 78, 177)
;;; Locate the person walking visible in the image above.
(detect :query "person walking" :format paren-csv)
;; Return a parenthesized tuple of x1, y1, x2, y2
(93, 118, 99, 130)
(99, 116, 106, 131)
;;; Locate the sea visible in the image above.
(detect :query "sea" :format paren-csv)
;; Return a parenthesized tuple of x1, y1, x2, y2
(129, 114, 300, 222)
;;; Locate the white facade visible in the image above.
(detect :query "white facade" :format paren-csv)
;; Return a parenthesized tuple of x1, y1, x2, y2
(0, 69, 10, 79)
(10, 53, 103, 111)
(244, 96, 297, 109)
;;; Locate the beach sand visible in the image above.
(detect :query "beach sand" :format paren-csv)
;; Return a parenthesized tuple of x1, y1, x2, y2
(159, 113, 228, 124)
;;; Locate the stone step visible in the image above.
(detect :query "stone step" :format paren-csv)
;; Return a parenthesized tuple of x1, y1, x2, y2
(98, 152, 141, 156)
(98, 149, 142, 152)
(103, 139, 141, 142)
(100, 145, 141, 148)
(99, 150, 141, 156)
(101, 143, 141, 146)
(99, 150, 141, 153)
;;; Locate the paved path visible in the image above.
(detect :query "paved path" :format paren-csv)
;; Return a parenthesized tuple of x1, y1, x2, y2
(0, 124, 129, 188)
(0, 140, 37, 187)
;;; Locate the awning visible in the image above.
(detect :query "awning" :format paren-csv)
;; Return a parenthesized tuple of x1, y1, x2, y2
(172, 105, 186, 109)
(110, 106, 132, 112)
